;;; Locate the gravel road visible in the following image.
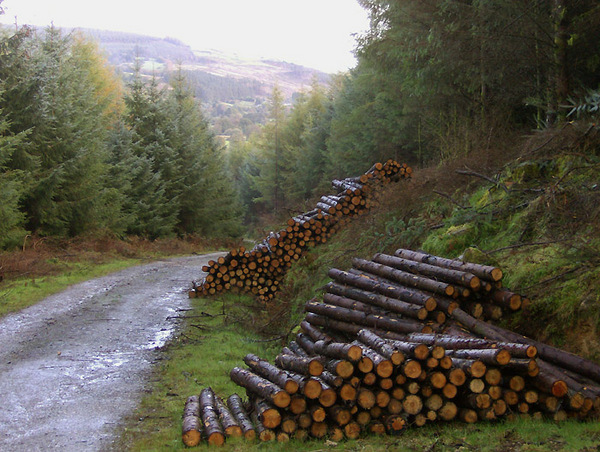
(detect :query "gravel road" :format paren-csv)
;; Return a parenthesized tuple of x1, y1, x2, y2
(0, 253, 224, 452)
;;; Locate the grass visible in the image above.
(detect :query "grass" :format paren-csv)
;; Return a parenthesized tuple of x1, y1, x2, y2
(0, 259, 142, 317)
(0, 234, 233, 318)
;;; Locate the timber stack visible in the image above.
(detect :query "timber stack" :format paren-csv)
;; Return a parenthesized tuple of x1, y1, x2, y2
(190, 160, 412, 301)
(182, 248, 600, 446)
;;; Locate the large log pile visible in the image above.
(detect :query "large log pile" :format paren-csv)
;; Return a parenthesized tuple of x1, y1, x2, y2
(190, 160, 412, 301)
(182, 248, 600, 446)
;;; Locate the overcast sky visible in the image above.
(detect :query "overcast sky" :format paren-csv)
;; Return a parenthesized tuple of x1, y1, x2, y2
(0, 0, 370, 73)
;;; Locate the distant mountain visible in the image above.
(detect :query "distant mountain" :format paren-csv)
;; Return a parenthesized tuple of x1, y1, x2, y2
(78, 28, 331, 137)
(83, 29, 330, 102)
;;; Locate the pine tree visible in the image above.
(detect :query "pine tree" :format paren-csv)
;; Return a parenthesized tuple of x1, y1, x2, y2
(166, 68, 243, 237)
(250, 85, 289, 214)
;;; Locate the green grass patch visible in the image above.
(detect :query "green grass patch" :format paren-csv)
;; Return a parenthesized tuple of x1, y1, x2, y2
(0, 259, 142, 318)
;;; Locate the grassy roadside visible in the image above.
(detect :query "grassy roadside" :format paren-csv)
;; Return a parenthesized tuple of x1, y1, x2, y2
(0, 234, 234, 318)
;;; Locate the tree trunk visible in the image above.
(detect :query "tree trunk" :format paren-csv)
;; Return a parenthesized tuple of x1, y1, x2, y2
(353, 257, 456, 297)
(325, 283, 429, 320)
(182, 395, 202, 447)
(372, 253, 480, 291)
(199, 388, 225, 446)
(229, 367, 291, 408)
(327, 268, 437, 311)
(393, 248, 503, 282)
(226, 394, 256, 440)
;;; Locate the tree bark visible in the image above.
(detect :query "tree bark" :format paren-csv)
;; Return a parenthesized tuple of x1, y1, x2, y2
(199, 387, 225, 446)
(327, 268, 437, 311)
(182, 395, 202, 447)
(393, 248, 503, 282)
(229, 367, 291, 408)
(325, 282, 429, 319)
(226, 394, 255, 440)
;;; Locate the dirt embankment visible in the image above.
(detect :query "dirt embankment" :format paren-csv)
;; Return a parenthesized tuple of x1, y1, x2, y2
(0, 253, 223, 452)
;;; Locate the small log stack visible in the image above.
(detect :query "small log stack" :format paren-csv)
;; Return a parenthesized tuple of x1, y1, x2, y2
(182, 248, 600, 446)
(191, 160, 412, 301)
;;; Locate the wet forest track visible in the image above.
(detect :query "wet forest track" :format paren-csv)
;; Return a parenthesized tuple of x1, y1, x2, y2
(0, 253, 224, 452)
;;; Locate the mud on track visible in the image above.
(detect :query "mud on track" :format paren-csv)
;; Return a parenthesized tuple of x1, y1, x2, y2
(0, 253, 224, 452)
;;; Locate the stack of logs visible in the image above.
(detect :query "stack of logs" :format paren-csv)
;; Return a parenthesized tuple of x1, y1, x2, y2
(190, 160, 412, 301)
(182, 248, 600, 447)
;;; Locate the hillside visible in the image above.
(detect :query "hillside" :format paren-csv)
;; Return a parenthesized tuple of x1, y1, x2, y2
(80, 28, 330, 137)
(277, 121, 600, 362)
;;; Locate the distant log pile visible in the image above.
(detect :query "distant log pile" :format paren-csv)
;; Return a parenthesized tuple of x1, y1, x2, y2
(190, 160, 412, 301)
(182, 248, 600, 446)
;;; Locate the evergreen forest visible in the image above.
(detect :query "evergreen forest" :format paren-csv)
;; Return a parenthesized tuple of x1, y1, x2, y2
(1, 0, 599, 250)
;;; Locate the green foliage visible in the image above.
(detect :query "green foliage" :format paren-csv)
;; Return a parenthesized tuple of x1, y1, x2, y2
(566, 88, 600, 118)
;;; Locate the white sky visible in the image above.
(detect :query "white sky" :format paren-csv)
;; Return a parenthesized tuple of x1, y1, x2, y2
(0, 0, 370, 73)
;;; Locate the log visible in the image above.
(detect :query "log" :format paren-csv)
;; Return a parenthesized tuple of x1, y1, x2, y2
(199, 388, 225, 446)
(230, 367, 291, 408)
(215, 395, 243, 437)
(313, 339, 362, 362)
(353, 257, 456, 297)
(446, 348, 511, 366)
(300, 320, 335, 343)
(403, 394, 423, 415)
(357, 329, 405, 366)
(250, 409, 275, 442)
(405, 333, 537, 359)
(305, 300, 427, 335)
(359, 345, 394, 378)
(243, 353, 300, 395)
(323, 291, 428, 321)
(325, 282, 430, 319)
(393, 248, 503, 282)
(374, 253, 481, 290)
(182, 395, 202, 447)
(253, 397, 282, 430)
(226, 394, 255, 440)
(327, 269, 437, 311)
(275, 353, 324, 377)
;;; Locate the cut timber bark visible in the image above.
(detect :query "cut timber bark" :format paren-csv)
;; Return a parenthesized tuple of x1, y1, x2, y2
(357, 329, 405, 366)
(253, 397, 282, 430)
(275, 353, 324, 377)
(353, 257, 456, 297)
(243, 353, 300, 395)
(323, 292, 428, 321)
(229, 367, 291, 408)
(393, 248, 503, 282)
(446, 348, 511, 366)
(305, 300, 427, 335)
(313, 339, 362, 362)
(215, 395, 243, 437)
(300, 320, 335, 343)
(327, 269, 437, 311)
(199, 388, 225, 446)
(406, 333, 537, 359)
(182, 395, 202, 447)
(226, 394, 255, 440)
(374, 253, 481, 291)
(325, 283, 429, 319)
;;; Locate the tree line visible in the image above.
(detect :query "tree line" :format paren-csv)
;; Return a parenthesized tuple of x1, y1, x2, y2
(2, 1, 598, 248)
(232, 0, 600, 221)
(0, 26, 242, 249)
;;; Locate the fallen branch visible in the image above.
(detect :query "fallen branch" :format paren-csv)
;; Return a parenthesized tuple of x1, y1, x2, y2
(433, 190, 467, 209)
(456, 169, 509, 193)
